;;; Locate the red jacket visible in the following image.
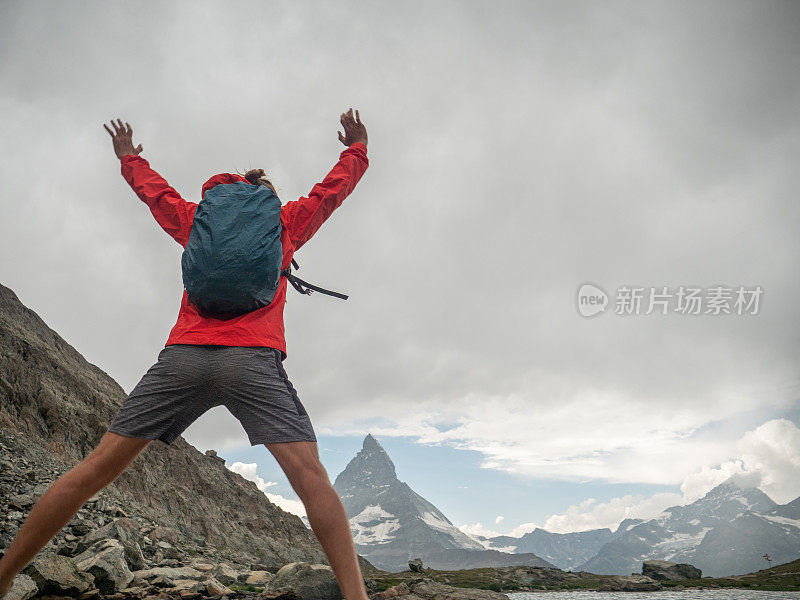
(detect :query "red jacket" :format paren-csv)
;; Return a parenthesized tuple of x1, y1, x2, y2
(120, 142, 369, 358)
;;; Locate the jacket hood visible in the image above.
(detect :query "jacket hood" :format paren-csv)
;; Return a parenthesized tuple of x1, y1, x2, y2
(201, 173, 250, 199)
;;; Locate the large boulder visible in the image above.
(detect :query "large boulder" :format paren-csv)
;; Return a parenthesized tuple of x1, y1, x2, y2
(600, 574, 662, 591)
(74, 538, 134, 593)
(3, 574, 38, 600)
(204, 577, 234, 596)
(211, 562, 240, 585)
(408, 558, 423, 572)
(21, 550, 94, 596)
(146, 525, 184, 546)
(153, 540, 184, 560)
(642, 559, 702, 580)
(75, 518, 147, 570)
(240, 570, 274, 586)
(266, 562, 342, 600)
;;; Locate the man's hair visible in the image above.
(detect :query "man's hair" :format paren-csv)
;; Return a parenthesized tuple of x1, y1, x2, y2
(239, 168, 277, 195)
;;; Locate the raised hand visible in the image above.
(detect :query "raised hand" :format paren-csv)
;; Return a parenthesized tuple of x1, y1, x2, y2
(103, 118, 143, 160)
(337, 108, 368, 148)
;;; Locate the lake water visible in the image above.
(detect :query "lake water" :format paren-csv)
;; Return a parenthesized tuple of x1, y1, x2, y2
(508, 591, 800, 599)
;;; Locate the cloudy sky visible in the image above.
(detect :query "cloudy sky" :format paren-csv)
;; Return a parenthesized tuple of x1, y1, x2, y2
(2, 1, 799, 535)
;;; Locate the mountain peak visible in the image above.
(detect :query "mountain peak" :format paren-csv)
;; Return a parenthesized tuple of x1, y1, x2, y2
(702, 474, 776, 510)
(333, 434, 397, 493)
(333, 432, 514, 571)
(363, 432, 385, 453)
(716, 472, 762, 491)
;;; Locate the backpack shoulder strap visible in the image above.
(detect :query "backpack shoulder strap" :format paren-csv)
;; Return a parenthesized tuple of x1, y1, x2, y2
(281, 260, 348, 300)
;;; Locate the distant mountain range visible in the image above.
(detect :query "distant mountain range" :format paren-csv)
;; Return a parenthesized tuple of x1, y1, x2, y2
(332, 434, 554, 572)
(335, 433, 800, 576)
(479, 479, 800, 576)
(477, 527, 615, 571)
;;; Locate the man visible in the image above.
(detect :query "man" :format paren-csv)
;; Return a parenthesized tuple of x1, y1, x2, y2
(0, 109, 371, 600)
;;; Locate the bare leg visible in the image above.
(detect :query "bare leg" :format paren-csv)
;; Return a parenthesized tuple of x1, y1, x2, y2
(266, 441, 369, 600)
(0, 432, 152, 596)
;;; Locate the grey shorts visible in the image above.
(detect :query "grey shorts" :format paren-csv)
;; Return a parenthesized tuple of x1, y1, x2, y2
(107, 344, 317, 446)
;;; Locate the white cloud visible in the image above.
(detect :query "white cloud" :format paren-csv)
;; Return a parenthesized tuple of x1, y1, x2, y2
(679, 460, 751, 502)
(680, 419, 800, 504)
(263, 493, 307, 519)
(327, 390, 742, 486)
(227, 461, 278, 492)
(508, 522, 539, 537)
(458, 522, 503, 540)
(495, 516, 505, 525)
(526, 419, 800, 533)
(542, 492, 683, 533)
(460, 520, 542, 540)
(227, 461, 307, 519)
(739, 419, 800, 504)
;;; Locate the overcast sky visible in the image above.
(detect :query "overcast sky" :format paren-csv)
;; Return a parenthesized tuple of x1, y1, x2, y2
(1, 1, 799, 534)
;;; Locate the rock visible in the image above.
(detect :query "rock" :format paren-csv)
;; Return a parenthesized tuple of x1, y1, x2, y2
(147, 526, 183, 546)
(242, 570, 273, 586)
(258, 590, 302, 600)
(120, 585, 149, 597)
(74, 538, 135, 593)
(642, 559, 702, 581)
(205, 450, 225, 465)
(171, 579, 207, 592)
(79, 589, 102, 600)
(156, 559, 183, 567)
(600, 574, 662, 592)
(154, 540, 183, 560)
(266, 562, 342, 600)
(57, 542, 78, 556)
(71, 520, 92, 536)
(371, 583, 411, 599)
(212, 562, 240, 585)
(151, 574, 176, 588)
(408, 558, 423, 573)
(3, 574, 38, 600)
(132, 566, 205, 582)
(190, 562, 215, 572)
(21, 550, 94, 595)
(205, 577, 234, 596)
(128, 574, 148, 588)
(7, 493, 34, 510)
(76, 518, 148, 570)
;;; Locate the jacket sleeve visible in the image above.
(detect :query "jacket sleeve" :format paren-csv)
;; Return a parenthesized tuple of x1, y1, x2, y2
(120, 154, 198, 247)
(281, 142, 369, 251)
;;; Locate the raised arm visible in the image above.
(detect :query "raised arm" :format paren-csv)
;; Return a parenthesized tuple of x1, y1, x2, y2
(282, 108, 369, 251)
(104, 119, 197, 247)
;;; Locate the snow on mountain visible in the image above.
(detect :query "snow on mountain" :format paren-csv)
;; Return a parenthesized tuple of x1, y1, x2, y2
(576, 478, 799, 576)
(333, 434, 554, 572)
